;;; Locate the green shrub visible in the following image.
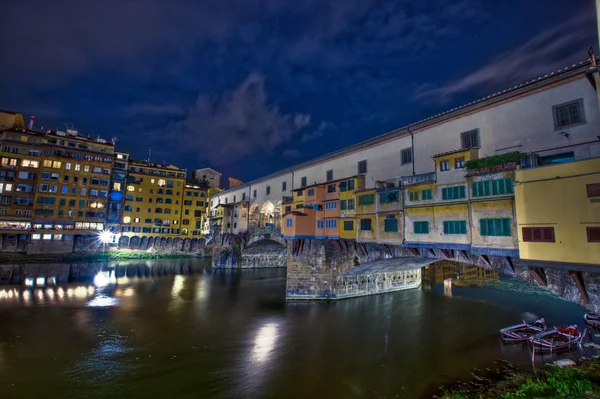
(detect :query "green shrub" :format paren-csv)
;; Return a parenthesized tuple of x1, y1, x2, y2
(465, 152, 523, 171)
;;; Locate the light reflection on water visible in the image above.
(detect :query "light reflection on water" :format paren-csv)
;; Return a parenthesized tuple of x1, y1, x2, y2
(0, 259, 593, 399)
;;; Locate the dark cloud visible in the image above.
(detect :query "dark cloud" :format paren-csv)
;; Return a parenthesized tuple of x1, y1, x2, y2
(413, 5, 595, 103)
(301, 121, 338, 143)
(168, 73, 310, 166)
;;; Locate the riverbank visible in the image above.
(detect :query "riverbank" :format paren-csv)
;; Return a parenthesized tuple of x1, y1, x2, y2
(437, 356, 600, 399)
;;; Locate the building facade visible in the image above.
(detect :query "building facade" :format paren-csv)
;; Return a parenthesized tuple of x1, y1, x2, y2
(211, 59, 600, 270)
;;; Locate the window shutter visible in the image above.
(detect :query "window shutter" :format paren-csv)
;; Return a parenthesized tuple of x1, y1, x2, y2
(502, 218, 511, 236)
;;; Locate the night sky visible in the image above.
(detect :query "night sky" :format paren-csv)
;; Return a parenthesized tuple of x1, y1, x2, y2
(0, 0, 596, 183)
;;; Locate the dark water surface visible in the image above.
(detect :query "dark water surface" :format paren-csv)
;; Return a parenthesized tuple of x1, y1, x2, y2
(0, 259, 590, 399)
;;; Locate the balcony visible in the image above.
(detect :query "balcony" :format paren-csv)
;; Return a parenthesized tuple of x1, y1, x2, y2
(465, 152, 529, 176)
(401, 172, 436, 187)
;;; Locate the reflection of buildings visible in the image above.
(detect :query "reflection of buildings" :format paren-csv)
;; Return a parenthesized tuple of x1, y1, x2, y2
(423, 260, 499, 286)
(456, 263, 499, 282)
(423, 260, 456, 285)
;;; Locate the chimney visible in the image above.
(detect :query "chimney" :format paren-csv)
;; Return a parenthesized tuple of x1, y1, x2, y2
(28, 115, 35, 130)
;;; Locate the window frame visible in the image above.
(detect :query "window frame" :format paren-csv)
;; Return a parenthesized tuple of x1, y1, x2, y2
(401, 147, 413, 165)
(522, 227, 555, 243)
(552, 98, 586, 130)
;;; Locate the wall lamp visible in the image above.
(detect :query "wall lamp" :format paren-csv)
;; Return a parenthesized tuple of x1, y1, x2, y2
(559, 131, 570, 139)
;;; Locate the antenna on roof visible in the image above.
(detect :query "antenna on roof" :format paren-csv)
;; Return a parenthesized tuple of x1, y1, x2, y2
(147, 147, 152, 162)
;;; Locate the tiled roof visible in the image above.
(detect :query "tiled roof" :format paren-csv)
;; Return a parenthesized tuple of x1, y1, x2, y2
(432, 148, 475, 158)
(355, 187, 377, 193)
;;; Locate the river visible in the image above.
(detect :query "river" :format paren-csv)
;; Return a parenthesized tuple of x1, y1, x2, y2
(0, 258, 590, 399)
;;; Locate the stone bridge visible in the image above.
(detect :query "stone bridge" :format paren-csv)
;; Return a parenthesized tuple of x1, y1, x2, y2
(211, 229, 599, 311)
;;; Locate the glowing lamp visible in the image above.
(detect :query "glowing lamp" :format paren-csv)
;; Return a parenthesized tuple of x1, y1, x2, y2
(98, 230, 114, 244)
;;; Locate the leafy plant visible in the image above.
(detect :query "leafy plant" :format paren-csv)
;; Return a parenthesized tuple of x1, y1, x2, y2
(465, 152, 523, 171)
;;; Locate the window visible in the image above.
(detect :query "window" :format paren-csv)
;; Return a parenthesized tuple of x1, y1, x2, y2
(123, 216, 131, 224)
(317, 220, 324, 229)
(588, 227, 600, 243)
(307, 188, 315, 196)
(414, 221, 429, 234)
(455, 157, 465, 169)
(253, 189, 257, 198)
(460, 129, 480, 149)
(301, 177, 307, 188)
(442, 185, 466, 200)
(401, 148, 412, 164)
(409, 191, 419, 201)
(553, 99, 585, 128)
(266, 186, 270, 195)
(81, 188, 87, 195)
(384, 218, 398, 232)
(326, 170, 333, 182)
(522, 227, 555, 242)
(83, 165, 89, 172)
(480, 218, 511, 236)
(242, 193, 246, 201)
(347, 199, 355, 210)
(358, 193, 374, 206)
(124, 205, 133, 211)
(472, 178, 513, 197)
(325, 219, 337, 229)
(379, 191, 399, 204)
(360, 218, 371, 230)
(282, 181, 287, 192)
(358, 160, 367, 174)
(348, 179, 355, 191)
(344, 221, 354, 231)
(440, 161, 450, 171)
(325, 201, 337, 210)
(326, 184, 336, 193)
(587, 183, 600, 198)
(286, 218, 293, 228)
(421, 189, 432, 200)
(444, 220, 467, 235)
(340, 200, 347, 210)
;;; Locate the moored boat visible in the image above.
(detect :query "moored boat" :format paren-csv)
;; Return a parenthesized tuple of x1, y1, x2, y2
(500, 317, 546, 342)
(584, 313, 600, 330)
(529, 325, 584, 352)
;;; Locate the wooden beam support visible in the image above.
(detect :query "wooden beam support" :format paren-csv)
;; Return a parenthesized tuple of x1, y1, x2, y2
(570, 271, 589, 305)
(503, 257, 515, 275)
(458, 250, 469, 262)
(407, 247, 420, 257)
(528, 267, 547, 287)
(479, 254, 492, 268)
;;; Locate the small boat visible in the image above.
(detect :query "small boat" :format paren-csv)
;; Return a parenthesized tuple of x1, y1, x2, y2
(529, 325, 584, 352)
(500, 317, 546, 342)
(584, 313, 600, 330)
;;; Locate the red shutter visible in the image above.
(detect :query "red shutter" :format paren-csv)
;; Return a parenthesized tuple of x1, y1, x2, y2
(587, 183, 600, 198)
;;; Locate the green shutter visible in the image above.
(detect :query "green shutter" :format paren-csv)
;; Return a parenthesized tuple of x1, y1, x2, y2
(384, 218, 398, 232)
(344, 221, 353, 231)
(459, 185, 466, 198)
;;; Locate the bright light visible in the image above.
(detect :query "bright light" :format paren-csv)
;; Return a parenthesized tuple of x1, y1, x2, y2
(98, 230, 114, 244)
(253, 322, 278, 363)
(36, 277, 45, 287)
(94, 271, 116, 287)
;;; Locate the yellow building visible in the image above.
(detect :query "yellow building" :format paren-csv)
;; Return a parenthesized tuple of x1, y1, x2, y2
(355, 187, 377, 242)
(30, 129, 115, 241)
(121, 160, 186, 238)
(376, 185, 403, 244)
(339, 176, 363, 240)
(515, 157, 600, 267)
(181, 183, 208, 237)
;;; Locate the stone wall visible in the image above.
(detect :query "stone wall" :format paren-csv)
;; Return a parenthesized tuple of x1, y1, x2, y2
(241, 240, 286, 268)
(27, 239, 75, 255)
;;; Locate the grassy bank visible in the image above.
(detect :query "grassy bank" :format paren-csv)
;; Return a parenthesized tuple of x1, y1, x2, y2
(438, 357, 600, 399)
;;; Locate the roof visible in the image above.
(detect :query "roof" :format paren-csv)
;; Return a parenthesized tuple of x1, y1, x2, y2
(283, 211, 307, 217)
(211, 59, 595, 198)
(355, 187, 377, 193)
(0, 109, 20, 115)
(432, 148, 475, 159)
(292, 175, 363, 191)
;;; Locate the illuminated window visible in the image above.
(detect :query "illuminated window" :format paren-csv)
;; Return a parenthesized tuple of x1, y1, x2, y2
(65, 163, 71, 170)
(43, 160, 52, 167)
(113, 182, 122, 191)
(52, 161, 61, 169)
(32, 234, 41, 240)
(43, 234, 52, 240)
(75, 164, 81, 171)
(123, 216, 131, 224)
(157, 179, 166, 187)
(151, 179, 155, 184)
(84, 165, 90, 172)
(134, 218, 140, 223)
(127, 185, 135, 192)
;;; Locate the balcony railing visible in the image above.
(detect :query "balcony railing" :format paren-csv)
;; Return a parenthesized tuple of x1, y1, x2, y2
(401, 172, 436, 186)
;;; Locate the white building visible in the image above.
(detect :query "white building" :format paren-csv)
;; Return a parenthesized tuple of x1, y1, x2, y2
(211, 60, 600, 234)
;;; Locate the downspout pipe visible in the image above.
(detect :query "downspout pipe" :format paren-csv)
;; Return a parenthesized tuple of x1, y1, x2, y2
(407, 126, 415, 176)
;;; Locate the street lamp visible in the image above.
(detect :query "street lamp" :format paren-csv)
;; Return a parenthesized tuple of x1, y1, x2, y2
(98, 230, 114, 244)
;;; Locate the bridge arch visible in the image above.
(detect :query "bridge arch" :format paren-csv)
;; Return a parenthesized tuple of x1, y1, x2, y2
(249, 202, 260, 228)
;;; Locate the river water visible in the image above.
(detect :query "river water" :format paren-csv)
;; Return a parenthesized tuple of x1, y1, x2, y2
(0, 259, 590, 399)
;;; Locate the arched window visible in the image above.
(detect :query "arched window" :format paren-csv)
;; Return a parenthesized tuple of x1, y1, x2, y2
(156, 198, 164, 204)
(166, 189, 173, 195)
(157, 179, 166, 187)
(123, 216, 131, 224)
(163, 219, 170, 226)
(167, 180, 174, 188)
(155, 208, 163, 214)
(127, 185, 135, 192)
(165, 198, 172, 204)
(164, 208, 171, 214)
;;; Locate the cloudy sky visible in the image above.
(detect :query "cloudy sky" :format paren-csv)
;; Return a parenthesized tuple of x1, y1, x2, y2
(0, 0, 596, 182)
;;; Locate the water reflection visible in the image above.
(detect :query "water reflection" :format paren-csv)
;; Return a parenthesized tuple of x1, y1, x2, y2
(423, 260, 500, 287)
(253, 322, 279, 363)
